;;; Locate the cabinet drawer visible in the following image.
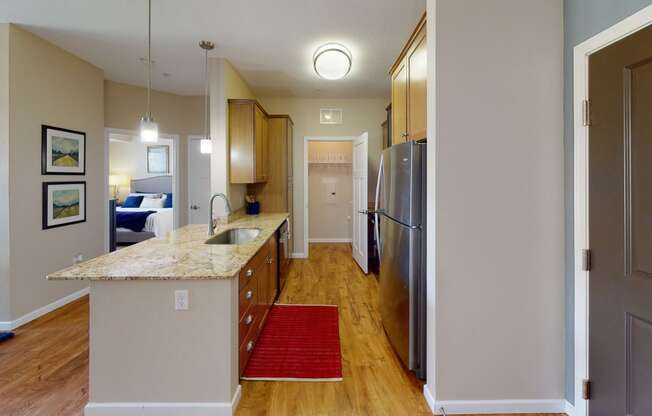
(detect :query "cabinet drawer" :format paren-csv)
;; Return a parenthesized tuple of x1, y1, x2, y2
(239, 325, 258, 376)
(239, 277, 257, 319)
(239, 242, 270, 289)
(239, 306, 260, 347)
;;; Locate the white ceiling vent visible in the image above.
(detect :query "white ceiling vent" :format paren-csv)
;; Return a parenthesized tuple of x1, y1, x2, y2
(320, 108, 343, 125)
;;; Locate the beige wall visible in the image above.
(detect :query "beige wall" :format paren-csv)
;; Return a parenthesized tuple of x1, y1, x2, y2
(104, 80, 203, 225)
(89, 279, 239, 407)
(258, 97, 387, 255)
(308, 141, 353, 241)
(6, 25, 105, 320)
(428, 0, 565, 405)
(209, 58, 257, 215)
(0, 24, 10, 322)
(224, 61, 256, 210)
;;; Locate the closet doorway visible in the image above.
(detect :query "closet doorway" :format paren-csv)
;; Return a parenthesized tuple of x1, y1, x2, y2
(307, 140, 354, 245)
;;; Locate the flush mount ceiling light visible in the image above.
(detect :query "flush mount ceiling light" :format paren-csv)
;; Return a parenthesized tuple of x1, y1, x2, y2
(199, 40, 214, 154)
(139, 0, 159, 143)
(313, 43, 352, 80)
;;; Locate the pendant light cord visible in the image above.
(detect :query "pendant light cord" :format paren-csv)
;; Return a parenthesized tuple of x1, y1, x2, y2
(147, 0, 152, 118)
(204, 47, 209, 140)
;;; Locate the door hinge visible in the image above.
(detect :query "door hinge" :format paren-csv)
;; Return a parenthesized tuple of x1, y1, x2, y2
(582, 99, 592, 127)
(582, 249, 592, 272)
(582, 379, 591, 400)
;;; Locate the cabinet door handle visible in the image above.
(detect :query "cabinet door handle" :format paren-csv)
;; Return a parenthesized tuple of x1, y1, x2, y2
(245, 290, 253, 300)
(245, 314, 253, 325)
(246, 341, 255, 352)
(245, 269, 254, 278)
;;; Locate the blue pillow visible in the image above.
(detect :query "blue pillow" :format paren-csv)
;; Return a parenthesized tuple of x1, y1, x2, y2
(122, 195, 144, 208)
(163, 193, 173, 208)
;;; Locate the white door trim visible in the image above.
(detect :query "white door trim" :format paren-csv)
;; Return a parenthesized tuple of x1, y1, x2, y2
(187, 135, 209, 225)
(572, 5, 652, 415)
(303, 135, 358, 259)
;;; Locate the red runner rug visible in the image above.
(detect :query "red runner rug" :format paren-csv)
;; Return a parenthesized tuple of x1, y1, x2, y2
(242, 304, 342, 382)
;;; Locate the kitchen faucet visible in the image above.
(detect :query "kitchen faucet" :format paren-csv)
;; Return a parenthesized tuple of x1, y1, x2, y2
(208, 193, 232, 235)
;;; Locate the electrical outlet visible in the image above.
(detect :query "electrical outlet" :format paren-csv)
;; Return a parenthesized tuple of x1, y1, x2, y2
(73, 254, 84, 264)
(175, 290, 189, 311)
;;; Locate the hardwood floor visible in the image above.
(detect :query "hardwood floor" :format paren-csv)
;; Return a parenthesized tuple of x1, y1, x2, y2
(0, 296, 88, 416)
(236, 243, 431, 416)
(0, 243, 565, 416)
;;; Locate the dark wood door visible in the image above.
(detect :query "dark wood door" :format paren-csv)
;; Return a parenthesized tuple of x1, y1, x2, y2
(588, 25, 652, 415)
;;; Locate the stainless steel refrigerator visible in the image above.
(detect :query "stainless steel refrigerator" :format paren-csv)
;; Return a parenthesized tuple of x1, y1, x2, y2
(374, 140, 427, 379)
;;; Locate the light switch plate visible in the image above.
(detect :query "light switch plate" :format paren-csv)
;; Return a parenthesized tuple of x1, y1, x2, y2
(175, 290, 189, 311)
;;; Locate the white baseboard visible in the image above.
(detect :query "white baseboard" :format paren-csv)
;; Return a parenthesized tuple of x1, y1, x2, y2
(423, 385, 436, 413)
(232, 385, 242, 412)
(86, 386, 241, 416)
(565, 399, 575, 416)
(290, 252, 307, 259)
(0, 286, 89, 331)
(308, 238, 352, 243)
(431, 399, 567, 415)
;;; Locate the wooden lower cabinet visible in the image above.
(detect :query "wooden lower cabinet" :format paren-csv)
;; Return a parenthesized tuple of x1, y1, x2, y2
(238, 234, 279, 376)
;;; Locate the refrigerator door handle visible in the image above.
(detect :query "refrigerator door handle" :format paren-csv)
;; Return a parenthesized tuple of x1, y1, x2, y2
(374, 154, 384, 258)
(377, 211, 422, 230)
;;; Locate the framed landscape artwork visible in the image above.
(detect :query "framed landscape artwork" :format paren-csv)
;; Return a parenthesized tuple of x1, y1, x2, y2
(41, 125, 86, 175)
(42, 182, 86, 229)
(147, 145, 170, 174)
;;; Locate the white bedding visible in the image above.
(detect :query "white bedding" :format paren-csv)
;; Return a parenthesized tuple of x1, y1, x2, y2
(116, 207, 174, 238)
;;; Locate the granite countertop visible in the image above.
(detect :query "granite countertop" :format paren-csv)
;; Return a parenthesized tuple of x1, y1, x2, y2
(47, 213, 289, 281)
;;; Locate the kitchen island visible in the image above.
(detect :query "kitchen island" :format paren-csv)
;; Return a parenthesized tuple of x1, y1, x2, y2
(48, 212, 288, 416)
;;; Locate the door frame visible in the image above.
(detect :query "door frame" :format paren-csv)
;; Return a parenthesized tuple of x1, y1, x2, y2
(187, 135, 210, 225)
(104, 127, 181, 252)
(573, 5, 652, 415)
(303, 135, 358, 259)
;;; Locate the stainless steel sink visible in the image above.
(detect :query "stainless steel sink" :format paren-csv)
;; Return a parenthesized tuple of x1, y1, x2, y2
(205, 228, 261, 245)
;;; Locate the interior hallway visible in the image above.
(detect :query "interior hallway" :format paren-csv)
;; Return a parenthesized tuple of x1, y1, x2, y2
(0, 243, 564, 416)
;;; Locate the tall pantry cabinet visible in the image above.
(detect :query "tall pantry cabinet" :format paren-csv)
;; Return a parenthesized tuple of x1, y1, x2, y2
(247, 115, 294, 252)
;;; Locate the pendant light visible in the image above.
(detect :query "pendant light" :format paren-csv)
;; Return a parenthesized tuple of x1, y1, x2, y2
(140, 0, 158, 142)
(199, 40, 214, 154)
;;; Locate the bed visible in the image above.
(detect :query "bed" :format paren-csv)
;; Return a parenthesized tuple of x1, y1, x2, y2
(112, 176, 174, 246)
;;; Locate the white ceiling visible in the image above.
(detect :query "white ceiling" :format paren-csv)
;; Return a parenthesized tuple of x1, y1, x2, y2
(0, 0, 426, 98)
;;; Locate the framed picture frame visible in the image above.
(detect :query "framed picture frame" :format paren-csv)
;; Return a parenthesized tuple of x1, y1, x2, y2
(147, 145, 170, 174)
(41, 125, 86, 175)
(42, 181, 86, 230)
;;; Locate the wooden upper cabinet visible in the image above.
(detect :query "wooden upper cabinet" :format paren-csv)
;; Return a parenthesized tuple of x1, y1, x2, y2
(391, 61, 408, 145)
(390, 12, 427, 144)
(254, 106, 268, 183)
(407, 25, 427, 141)
(229, 99, 269, 184)
(287, 122, 293, 179)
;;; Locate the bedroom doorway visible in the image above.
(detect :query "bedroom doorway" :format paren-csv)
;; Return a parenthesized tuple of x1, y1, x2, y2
(105, 128, 180, 249)
(188, 135, 211, 225)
